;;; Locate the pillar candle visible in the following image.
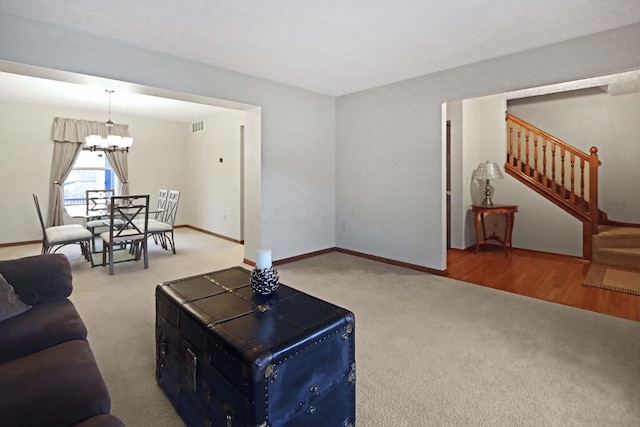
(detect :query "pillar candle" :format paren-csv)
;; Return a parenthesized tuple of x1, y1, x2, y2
(256, 249, 272, 270)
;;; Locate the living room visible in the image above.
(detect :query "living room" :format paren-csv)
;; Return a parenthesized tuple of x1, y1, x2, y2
(1, 3, 640, 426)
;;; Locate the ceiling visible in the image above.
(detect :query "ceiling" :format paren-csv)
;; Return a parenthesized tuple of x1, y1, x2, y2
(1, 1, 640, 121)
(0, 70, 227, 123)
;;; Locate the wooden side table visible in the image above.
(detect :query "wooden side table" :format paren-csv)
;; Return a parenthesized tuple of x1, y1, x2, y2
(472, 204, 518, 256)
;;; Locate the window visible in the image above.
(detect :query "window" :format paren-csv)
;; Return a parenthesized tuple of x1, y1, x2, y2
(64, 150, 118, 205)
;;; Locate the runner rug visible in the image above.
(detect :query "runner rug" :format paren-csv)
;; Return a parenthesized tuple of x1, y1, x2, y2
(583, 264, 640, 296)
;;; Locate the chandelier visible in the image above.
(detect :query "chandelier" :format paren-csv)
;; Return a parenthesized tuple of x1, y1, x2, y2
(85, 90, 133, 151)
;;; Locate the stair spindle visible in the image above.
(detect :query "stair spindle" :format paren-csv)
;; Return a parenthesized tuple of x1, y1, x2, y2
(508, 121, 514, 165)
(542, 139, 548, 187)
(560, 147, 566, 198)
(551, 144, 557, 192)
(517, 125, 522, 169)
(525, 129, 530, 175)
(533, 134, 539, 181)
(570, 153, 576, 204)
(580, 158, 585, 208)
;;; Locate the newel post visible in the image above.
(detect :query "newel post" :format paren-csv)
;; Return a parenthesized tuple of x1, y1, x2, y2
(589, 146, 599, 234)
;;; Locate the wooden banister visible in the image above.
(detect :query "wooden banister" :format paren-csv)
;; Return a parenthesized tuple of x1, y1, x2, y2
(505, 112, 599, 259)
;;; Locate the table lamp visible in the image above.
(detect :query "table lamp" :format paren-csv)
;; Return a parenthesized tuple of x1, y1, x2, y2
(472, 161, 504, 207)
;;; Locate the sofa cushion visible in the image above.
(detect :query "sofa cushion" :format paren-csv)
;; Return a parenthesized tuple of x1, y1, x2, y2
(0, 254, 72, 305)
(0, 340, 112, 427)
(0, 273, 31, 322)
(0, 298, 88, 364)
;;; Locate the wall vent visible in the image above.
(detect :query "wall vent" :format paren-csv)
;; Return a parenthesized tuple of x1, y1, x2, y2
(191, 120, 205, 133)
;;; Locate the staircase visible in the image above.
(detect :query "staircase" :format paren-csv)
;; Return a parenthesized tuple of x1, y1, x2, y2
(504, 113, 640, 269)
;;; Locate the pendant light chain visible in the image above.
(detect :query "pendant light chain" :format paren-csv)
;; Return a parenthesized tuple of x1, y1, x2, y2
(106, 89, 114, 127)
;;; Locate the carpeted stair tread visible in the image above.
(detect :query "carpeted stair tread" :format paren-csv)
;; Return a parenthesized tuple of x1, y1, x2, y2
(597, 225, 640, 235)
(592, 247, 640, 270)
(594, 225, 640, 249)
(593, 226, 640, 269)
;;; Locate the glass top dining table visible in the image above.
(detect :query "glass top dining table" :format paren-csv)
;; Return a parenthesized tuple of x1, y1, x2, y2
(65, 204, 163, 219)
(65, 205, 105, 219)
(64, 202, 161, 267)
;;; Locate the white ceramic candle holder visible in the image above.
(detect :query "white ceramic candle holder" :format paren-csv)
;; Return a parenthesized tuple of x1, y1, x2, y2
(250, 266, 280, 295)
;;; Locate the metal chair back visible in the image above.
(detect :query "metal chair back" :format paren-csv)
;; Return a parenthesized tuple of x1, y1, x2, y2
(101, 194, 150, 275)
(163, 190, 181, 226)
(107, 195, 150, 241)
(155, 189, 168, 221)
(86, 189, 114, 217)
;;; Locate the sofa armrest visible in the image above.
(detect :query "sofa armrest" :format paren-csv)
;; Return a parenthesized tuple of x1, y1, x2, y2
(0, 254, 73, 305)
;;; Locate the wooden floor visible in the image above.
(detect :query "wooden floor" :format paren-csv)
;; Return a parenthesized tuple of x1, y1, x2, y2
(446, 246, 640, 322)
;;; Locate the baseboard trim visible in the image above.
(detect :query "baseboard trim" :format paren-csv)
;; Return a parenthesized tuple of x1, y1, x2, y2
(246, 246, 447, 275)
(334, 248, 447, 276)
(184, 225, 244, 245)
(455, 244, 589, 264)
(0, 239, 41, 248)
(244, 247, 335, 267)
(275, 248, 337, 266)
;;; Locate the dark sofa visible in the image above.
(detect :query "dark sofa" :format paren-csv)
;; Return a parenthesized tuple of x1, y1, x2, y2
(0, 254, 124, 427)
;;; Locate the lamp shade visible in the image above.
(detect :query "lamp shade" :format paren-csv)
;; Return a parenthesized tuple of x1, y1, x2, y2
(119, 137, 133, 148)
(85, 135, 108, 148)
(107, 135, 121, 147)
(472, 161, 503, 181)
(472, 161, 503, 207)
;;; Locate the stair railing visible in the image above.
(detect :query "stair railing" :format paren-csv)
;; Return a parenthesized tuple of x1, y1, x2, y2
(504, 113, 599, 258)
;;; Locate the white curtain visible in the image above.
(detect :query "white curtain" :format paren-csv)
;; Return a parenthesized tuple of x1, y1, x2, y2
(48, 117, 130, 226)
(105, 150, 130, 196)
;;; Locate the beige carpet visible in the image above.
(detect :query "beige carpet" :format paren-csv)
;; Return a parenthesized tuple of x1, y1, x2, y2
(584, 264, 640, 296)
(2, 229, 640, 426)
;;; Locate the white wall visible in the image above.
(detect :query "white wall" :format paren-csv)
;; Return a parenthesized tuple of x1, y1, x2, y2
(243, 107, 262, 263)
(0, 101, 187, 245)
(509, 89, 640, 224)
(121, 114, 189, 209)
(447, 100, 465, 249)
(459, 98, 505, 247)
(260, 95, 336, 259)
(461, 99, 483, 244)
(335, 84, 441, 268)
(187, 109, 245, 241)
(0, 102, 54, 244)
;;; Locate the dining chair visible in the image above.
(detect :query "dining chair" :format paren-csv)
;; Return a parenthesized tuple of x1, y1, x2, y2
(143, 190, 180, 254)
(32, 194, 92, 259)
(133, 189, 166, 244)
(161, 190, 180, 253)
(85, 189, 118, 253)
(148, 189, 168, 244)
(99, 195, 150, 275)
